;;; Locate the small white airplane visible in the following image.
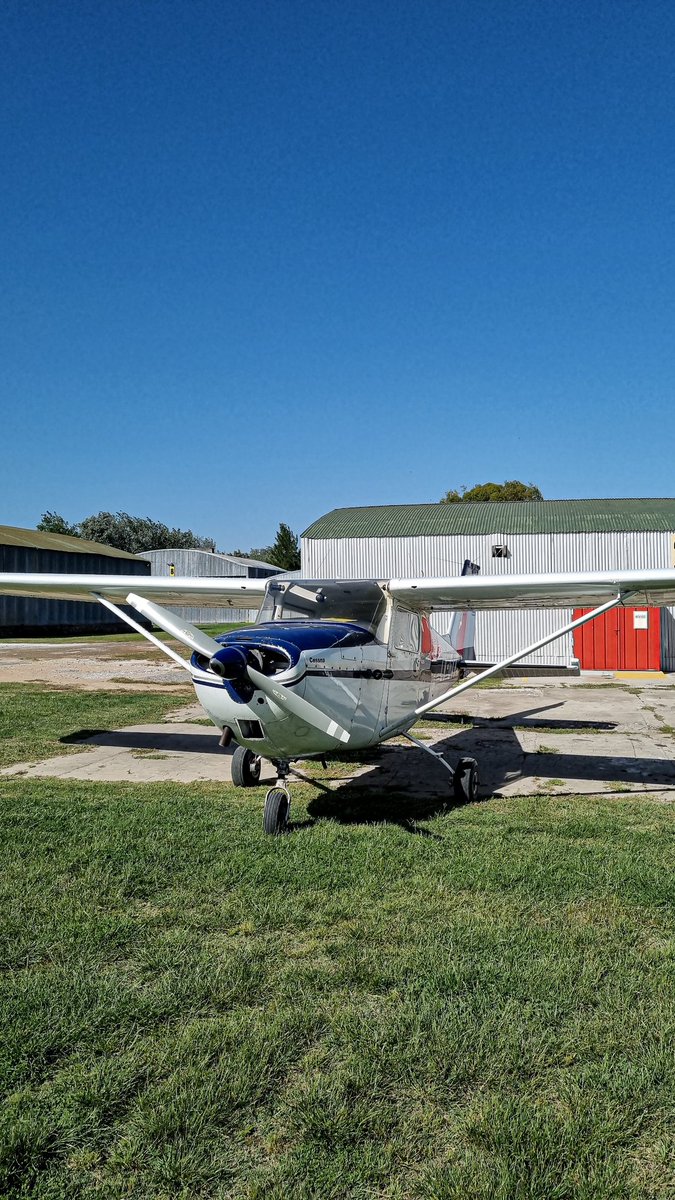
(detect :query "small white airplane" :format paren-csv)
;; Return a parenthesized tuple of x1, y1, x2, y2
(2, 563, 675, 833)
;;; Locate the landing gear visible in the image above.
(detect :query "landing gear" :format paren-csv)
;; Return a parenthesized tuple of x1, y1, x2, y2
(263, 759, 291, 835)
(231, 745, 262, 787)
(403, 732, 480, 804)
(263, 787, 290, 835)
(453, 756, 479, 804)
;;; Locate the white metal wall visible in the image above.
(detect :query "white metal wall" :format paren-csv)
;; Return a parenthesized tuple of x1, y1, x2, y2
(139, 549, 275, 626)
(302, 531, 675, 668)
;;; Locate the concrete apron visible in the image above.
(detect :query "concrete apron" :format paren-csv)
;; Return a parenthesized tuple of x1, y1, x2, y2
(3, 684, 675, 798)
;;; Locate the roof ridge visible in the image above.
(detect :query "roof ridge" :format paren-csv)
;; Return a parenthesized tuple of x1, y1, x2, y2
(326, 497, 675, 511)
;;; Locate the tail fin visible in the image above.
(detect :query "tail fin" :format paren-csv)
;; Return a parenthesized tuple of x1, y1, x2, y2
(448, 560, 480, 659)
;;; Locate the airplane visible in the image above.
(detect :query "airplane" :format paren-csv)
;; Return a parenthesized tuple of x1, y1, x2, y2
(2, 562, 675, 833)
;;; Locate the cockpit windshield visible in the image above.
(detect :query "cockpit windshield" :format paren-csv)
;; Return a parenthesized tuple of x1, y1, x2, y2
(256, 580, 386, 635)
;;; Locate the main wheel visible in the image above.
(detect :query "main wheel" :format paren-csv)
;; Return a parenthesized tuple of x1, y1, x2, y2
(453, 756, 479, 803)
(231, 745, 262, 787)
(263, 787, 290, 835)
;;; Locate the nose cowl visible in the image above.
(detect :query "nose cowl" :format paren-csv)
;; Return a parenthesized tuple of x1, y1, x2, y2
(209, 645, 249, 679)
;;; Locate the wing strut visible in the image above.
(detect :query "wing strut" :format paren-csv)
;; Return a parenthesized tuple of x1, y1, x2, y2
(93, 594, 195, 673)
(380, 591, 630, 738)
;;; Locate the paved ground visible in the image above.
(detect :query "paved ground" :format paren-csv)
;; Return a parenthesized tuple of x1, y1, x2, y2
(2, 638, 675, 799)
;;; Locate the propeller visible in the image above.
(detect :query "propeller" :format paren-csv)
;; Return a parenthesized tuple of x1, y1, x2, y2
(127, 593, 222, 659)
(246, 664, 350, 745)
(123, 596, 350, 746)
(209, 644, 349, 744)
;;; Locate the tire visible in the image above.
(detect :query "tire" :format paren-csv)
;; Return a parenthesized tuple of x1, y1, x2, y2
(231, 745, 262, 787)
(453, 756, 479, 803)
(263, 788, 290, 835)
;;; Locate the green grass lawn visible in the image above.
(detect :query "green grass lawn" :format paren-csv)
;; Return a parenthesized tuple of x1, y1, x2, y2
(0, 692, 674, 1198)
(0, 622, 248, 645)
(0, 685, 198, 770)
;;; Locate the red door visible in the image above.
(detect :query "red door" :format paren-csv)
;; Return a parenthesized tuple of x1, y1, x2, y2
(573, 606, 661, 670)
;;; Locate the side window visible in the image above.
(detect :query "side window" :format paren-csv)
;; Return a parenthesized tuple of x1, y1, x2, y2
(392, 609, 421, 653)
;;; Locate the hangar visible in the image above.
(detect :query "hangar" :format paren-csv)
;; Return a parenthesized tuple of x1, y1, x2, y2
(139, 548, 280, 625)
(0, 525, 150, 636)
(301, 499, 675, 671)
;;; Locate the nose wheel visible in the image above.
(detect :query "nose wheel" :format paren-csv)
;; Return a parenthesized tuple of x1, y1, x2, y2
(263, 786, 290, 835)
(262, 759, 292, 835)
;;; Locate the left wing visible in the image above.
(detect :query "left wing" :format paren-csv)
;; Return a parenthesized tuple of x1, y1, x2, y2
(388, 568, 675, 610)
(0, 573, 269, 609)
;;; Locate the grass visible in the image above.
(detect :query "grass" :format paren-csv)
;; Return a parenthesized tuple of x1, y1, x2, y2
(0, 684, 191, 769)
(0, 689, 674, 1198)
(0, 622, 248, 645)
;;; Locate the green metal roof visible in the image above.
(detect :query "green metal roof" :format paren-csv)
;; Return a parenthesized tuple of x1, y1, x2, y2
(0, 525, 142, 559)
(302, 499, 675, 540)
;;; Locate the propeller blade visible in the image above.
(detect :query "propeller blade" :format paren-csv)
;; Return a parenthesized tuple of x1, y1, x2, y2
(126, 594, 222, 658)
(246, 666, 350, 744)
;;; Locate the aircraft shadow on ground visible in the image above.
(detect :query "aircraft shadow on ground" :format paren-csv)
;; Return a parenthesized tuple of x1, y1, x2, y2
(61, 729, 226, 754)
(305, 704, 675, 832)
(59, 703, 675, 836)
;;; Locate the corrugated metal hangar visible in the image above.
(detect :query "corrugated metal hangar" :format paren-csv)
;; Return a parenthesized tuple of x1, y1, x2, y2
(0, 526, 150, 635)
(302, 499, 675, 671)
(140, 548, 280, 625)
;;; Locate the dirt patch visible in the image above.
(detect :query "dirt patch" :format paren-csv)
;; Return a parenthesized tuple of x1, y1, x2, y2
(0, 642, 191, 691)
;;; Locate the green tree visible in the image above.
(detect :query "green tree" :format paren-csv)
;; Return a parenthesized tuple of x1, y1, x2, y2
(267, 523, 301, 571)
(228, 525, 301, 568)
(440, 480, 543, 503)
(37, 512, 80, 536)
(42, 511, 215, 554)
(230, 545, 275, 563)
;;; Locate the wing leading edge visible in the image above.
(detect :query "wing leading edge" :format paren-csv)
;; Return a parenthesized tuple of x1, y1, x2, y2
(0, 573, 269, 609)
(4, 567, 675, 613)
(388, 568, 675, 611)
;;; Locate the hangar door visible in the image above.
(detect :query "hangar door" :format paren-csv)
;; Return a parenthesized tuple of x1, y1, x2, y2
(573, 606, 661, 671)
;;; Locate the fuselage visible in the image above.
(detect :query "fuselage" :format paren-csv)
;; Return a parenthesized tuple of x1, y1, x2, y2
(190, 581, 461, 760)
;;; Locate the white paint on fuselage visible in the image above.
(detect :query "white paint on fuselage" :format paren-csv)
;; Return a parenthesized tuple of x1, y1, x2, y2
(191, 599, 461, 763)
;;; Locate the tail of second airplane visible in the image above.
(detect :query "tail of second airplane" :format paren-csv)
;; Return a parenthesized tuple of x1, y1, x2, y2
(448, 560, 480, 660)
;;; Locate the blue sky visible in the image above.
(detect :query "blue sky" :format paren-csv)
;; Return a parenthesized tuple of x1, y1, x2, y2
(2, 0, 675, 550)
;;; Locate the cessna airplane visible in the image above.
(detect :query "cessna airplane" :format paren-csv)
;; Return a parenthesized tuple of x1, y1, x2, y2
(2, 564, 675, 833)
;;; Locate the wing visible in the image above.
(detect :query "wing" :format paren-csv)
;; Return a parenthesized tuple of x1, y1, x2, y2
(0, 573, 268, 609)
(388, 568, 675, 610)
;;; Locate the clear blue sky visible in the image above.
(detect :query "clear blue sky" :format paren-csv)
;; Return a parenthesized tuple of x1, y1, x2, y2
(2, 0, 675, 550)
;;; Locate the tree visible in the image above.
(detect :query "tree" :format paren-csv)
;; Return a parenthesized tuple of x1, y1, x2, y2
(440, 481, 543, 503)
(230, 545, 275, 563)
(77, 512, 214, 554)
(228, 524, 301, 569)
(267, 523, 301, 571)
(38, 510, 214, 553)
(37, 511, 80, 536)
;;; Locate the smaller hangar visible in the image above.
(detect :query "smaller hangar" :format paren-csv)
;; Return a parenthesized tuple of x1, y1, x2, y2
(302, 499, 675, 671)
(140, 548, 281, 625)
(0, 525, 150, 636)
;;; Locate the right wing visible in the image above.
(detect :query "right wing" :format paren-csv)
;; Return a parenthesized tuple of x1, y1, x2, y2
(388, 568, 675, 610)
